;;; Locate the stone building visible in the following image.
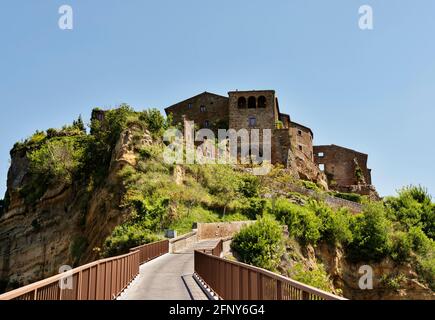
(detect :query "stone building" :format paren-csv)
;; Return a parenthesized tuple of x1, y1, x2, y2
(165, 92, 229, 134)
(165, 89, 376, 195)
(313, 145, 377, 197)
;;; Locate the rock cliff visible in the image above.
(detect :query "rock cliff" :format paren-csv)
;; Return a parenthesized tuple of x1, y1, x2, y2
(0, 124, 151, 291)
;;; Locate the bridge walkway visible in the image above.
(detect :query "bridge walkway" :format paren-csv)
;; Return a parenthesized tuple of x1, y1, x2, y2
(118, 239, 220, 300)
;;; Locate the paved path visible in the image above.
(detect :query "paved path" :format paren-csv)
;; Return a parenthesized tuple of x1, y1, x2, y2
(118, 240, 219, 300)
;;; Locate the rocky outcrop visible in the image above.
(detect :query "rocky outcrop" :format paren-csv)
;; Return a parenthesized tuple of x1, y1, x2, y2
(0, 125, 152, 292)
(314, 243, 434, 300)
(292, 150, 329, 191)
(279, 240, 434, 300)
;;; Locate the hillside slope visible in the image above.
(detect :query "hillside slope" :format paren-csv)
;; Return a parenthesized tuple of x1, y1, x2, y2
(0, 106, 433, 300)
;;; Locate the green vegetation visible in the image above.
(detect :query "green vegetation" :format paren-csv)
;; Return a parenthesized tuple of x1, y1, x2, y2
(11, 104, 434, 292)
(299, 180, 323, 192)
(385, 185, 435, 239)
(103, 153, 257, 255)
(273, 199, 322, 244)
(347, 202, 393, 261)
(330, 191, 363, 203)
(28, 138, 86, 185)
(231, 216, 285, 271)
(288, 262, 334, 293)
(102, 225, 160, 258)
(379, 273, 406, 291)
(275, 120, 284, 129)
(355, 164, 365, 184)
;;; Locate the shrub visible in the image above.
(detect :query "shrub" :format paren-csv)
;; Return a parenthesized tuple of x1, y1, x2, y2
(273, 198, 322, 244)
(169, 206, 220, 235)
(288, 262, 334, 293)
(391, 227, 433, 262)
(347, 202, 393, 262)
(238, 175, 260, 198)
(391, 231, 413, 262)
(421, 203, 435, 240)
(28, 138, 85, 185)
(103, 225, 160, 257)
(379, 273, 406, 291)
(416, 252, 435, 291)
(300, 180, 321, 192)
(310, 201, 353, 245)
(139, 108, 168, 137)
(138, 145, 161, 160)
(408, 226, 433, 256)
(385, 185, 434, 238)
(29, 131, 46, 144)
(231, 216, 284, 271)
(331, 192, 362, 203)
(242, 197, 266, 219)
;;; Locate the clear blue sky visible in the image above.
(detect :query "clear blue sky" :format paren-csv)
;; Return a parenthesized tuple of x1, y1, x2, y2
(1, 0, 434, 198)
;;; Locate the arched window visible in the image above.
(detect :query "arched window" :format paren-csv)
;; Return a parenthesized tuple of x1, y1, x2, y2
(258, 96, 266, 108)
(237, 97, 246, 109)
(248, 96, 256, 109)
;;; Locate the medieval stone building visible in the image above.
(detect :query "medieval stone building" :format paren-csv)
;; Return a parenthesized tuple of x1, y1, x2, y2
(165, 90, 377, 196)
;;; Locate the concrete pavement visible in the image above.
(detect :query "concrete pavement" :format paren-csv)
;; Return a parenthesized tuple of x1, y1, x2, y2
(118, 239, 220, 300)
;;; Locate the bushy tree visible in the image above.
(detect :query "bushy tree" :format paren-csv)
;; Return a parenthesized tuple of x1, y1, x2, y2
(242, 197, 266, 220)
(273, 198, 322, 244)
(231, 216, 284, 271)
(72, 115, 86, 133)
(28, 138, 85, 185)
(238, 175, 260, 198)
(288, 262, 334, 293)
(385, 185, 434, 240)
(309, 201, 353, 245)
(139, 108, 169, 137)
(347, 202, 393, 262)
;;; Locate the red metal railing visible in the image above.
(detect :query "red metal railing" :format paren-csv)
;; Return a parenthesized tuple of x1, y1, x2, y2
(194, 249, 346, 300)
(0, 239, 169, 300)
(129, 239, 169, 264)
(211, 239, 223, 257)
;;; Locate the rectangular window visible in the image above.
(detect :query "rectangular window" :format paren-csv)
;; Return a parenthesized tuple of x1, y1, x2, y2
(200, 105, 206, 112)
(188, 103, 192, 109)
(298, 130, 302, 136)
(204, 120, 210, 128)
(319, 164, 325, 171)
(318, 152, 324, 157)
(298, 145, 303, 151)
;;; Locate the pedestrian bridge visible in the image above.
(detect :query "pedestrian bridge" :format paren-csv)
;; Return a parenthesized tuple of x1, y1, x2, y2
(0, 236, 345, 300)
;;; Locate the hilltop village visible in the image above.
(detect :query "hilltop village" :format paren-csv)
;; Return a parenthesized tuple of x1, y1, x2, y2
(164, 90, 378, 198)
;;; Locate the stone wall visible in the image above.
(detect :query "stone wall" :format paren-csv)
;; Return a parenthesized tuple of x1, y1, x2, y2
(271, 129, 292, 165)
(285, 183, 363, 213)
(165, 92, 229, 134)
(169, 231, 198, 253)
(313, 145, 372, 187)
(228, 90, 278, 132)
(197, 221, 255, 240)
(290, 121, 314, 161)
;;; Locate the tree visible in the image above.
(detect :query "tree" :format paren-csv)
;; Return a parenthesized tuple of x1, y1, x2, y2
(28, 138, 85, 185)
(347, 202, 393, 262)
(73, 115, 86, 133)
(231, 216, 285, 271)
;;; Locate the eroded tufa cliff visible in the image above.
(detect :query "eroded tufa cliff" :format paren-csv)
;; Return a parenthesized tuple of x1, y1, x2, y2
(0, 123, 152, 291)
